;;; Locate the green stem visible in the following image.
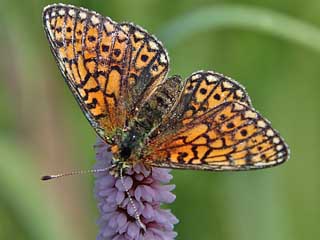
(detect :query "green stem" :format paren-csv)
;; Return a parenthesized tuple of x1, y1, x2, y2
(159, 4, 320, 52)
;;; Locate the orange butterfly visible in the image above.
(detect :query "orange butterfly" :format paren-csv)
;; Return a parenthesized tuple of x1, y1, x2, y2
(43, 4, 289, 175)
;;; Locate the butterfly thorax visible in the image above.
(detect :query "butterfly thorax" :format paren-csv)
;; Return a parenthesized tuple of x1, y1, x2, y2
(109, 75, 184, 168)
(109, 120, 151, 168)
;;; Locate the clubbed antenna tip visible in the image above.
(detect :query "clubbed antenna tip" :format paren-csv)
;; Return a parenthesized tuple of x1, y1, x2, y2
(41, 175, 54, 181)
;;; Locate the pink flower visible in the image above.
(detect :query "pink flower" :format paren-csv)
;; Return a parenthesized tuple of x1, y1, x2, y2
(94, 138, 178, 240)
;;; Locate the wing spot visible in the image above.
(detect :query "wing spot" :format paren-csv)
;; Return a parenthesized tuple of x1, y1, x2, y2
(68, 9, 75, 16)
(91, 15, 100, 25)
(58, 9, 65, 16)
(233, 102, 245, 111)
(213, 93, 220, 100)
(226, 122, 235, 129)
(200, 88, 207, 95)
(261, 154, 266, 160)
(244, 110, 257, 119)
(56, 27, 62, 33)
(102, 44, 109, 52)
(266, 129, 274, 137)
(222, 81, 233, 89)
(88, 36, 96, 42)
(276, 145, 283, 151)
(160, 53, 167, 64)
(206, 75, 218, 82)
(121, 25, 130, 32)
(257, 146, 263, 151)
(114, 49, 121, 57)
(149, 41, 159, 50)
(140, 54, 149, 62)
(236, 89, 244, 98)
(273, 137, 280, 144)
(79, 12, 87, 19)
(257, 120, 266, 128)
(134, 30, 145, 39)
(192, 74, 201, 80)
(240, 129, 248, 136)
(104, 21, 115, 32)
(66, 27, 72, 32)
(277, 158, 283, 163)
(177, 152, 188, 163)
(220, 114, 226, 120)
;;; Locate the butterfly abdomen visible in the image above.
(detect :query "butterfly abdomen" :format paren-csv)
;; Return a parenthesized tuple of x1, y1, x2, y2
(134, 75, 184, 134)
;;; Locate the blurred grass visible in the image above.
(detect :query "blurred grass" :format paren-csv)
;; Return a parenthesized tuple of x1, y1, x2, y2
(1, 0, 320, 240)
(0, 138, 72, 240)
(159, 4, 320, 52)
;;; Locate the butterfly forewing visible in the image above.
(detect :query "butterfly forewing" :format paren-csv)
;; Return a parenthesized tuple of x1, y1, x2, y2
(119, 23, 170, 115)
(43, 4, 169, 141)
(154, 71, 252, 135)
(43, 5, 130, 140)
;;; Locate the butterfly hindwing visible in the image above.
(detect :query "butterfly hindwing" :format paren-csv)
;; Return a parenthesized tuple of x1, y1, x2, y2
(145, 72, 289, 171)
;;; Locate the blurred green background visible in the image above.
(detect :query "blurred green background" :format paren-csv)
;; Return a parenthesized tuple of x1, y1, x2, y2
(1, 0, 319, 239)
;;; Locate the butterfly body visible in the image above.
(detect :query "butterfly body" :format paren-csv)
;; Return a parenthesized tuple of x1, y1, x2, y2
(43, 4, 289, 174)
(114, 125, 145, 162)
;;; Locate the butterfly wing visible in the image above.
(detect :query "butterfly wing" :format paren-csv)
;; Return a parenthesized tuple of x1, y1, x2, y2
(144, 71, 289, 170)
(119, 23, 170, 115)
(154, 71, 252, 134)
(43, 4, 169, 141)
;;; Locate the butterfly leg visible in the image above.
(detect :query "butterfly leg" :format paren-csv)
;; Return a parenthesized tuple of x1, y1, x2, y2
(108, 158, 146, 231)
(119, 167, 147, 232)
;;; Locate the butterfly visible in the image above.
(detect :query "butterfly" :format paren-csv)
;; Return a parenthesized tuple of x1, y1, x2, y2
(43, 4, 289, 175)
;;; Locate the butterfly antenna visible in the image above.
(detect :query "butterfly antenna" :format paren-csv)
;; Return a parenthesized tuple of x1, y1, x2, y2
(119, 167, 146, 232)
(41, 165, 115, 181)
